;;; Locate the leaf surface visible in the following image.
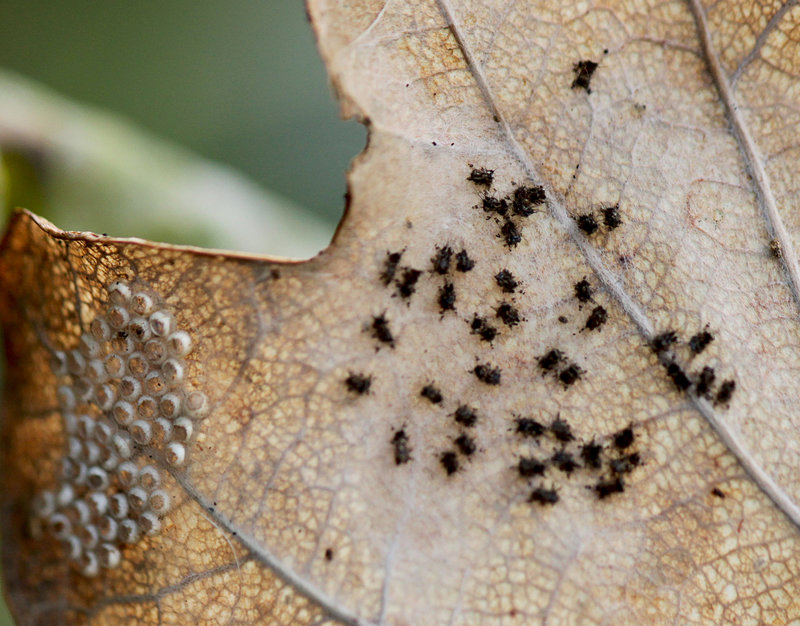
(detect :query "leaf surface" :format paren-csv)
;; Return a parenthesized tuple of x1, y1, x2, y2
(3, 0, 800, 624)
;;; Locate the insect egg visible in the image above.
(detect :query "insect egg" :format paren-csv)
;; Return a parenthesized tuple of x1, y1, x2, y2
(149, 311, 174, 337)
(131, 292, 155, 316)
(167, 331, 193, 358)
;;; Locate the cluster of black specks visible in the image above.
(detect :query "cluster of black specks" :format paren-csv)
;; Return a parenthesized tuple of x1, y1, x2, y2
(438, 281, 456, 313)
(514, 417, 545, 438)
(529, 487, 559, 505)
(538, 349, 563, 372)
(483, 195, 508, 216)
(584, 305, 607, 331)
(431, 246, 453, 275)
(467, 167, 494, 187)
(345, 373, 372, 395)
(550, 416, 575, 442)
(602, 205, 622, 229)
(500, 220, 522, 248)
(711, 487, 726, 499)
(473, 363, 501, 385)
(574, 278, 593, 303)
(440, 451, 459, 476)
(391, 428, 412, 465)
(580, 440, 603, 469)
(651, 331, 678, 353)
(455, 433, 476, 456)
(420, 384, 443, 404)
(371, 314, 394, 347)
(471, 315, 498, 343)
(576, 214, 599, 235)
(495, 269, 518, 293)
(518, 457, 546, 477)
(496, 302, 521, 326)
(572, 59, 599, 92)
(381, 251, 403, 286)
(454, 405, 478, 427)
(689, 329, 714, 354)
(552, 450, 578, 474)
(715, 380, 736, 406)
(574, 204, 623, 235)
(592, 425, 641, 499)
(455, 249, 475, 272)
(665, 361, 691, 391)
(513, 185, 546, 217)
(559, 363, 583, 387)
(694, 366, 715, 398)
(396, 268, 422, 299)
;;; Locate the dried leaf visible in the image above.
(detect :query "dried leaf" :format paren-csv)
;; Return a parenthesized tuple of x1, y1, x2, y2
(4, 0, 800, 624)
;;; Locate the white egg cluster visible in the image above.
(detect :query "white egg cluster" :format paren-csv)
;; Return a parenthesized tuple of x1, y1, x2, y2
(31, 281, 208, 576)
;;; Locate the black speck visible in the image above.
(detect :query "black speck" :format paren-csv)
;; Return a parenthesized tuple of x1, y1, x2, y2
(529, 487, 559, 505)
(585, 305, 607, 331)
(689, 330, 714, 354)
(495, 269, 518, 293)
(558, 315, 569, 324)
(602, 205, 622, 229)
(438, 281, 456, 313)
(473, 363, 501, 385)
(515, 417, 544, 438)
(552, 450, 579, 474)
(518, 457, 546, 477)
(325, 548, 334, 561)
(581, 441, 603, 469)
(694, 366, 716, 398)
(574, 278, 593, 302)
(455, 433, 476, 456)
(391, 428, 412, 465)
(651, 331, 678, 353)
(609, 452, 640, 474)
(381, 251, 403, 286)
(270, 269, 281, 280)
(715, 380, 736, 406)
(117, 331, 128, 339)
(711, 487, 726, 499)
(512, 185, 546, 216)
(345, 373, 372, 395)
(576, 213, 599, 235)
(455, 249, 475, 272)
(471, 315, 498, 342)
(371, 314, 394, 347)
(559, 363, 583, 386)
(496, 302, 521, 326)
(454, 405, 478, 427)
(550, 416, 574, 442)
(396, 268, 422, 299)
(421, 384, 443, 404)
(483, 195, 508, 216)
(538, 349, 565, 372)
(500, 220, 522, 248)
(613, 427, 634, 450)
(594, 476, 625, 499)
(468, 167, 494, 186)
(666, 361, 692, 391)
(572, 59, 599, 92)
(431, 246, 453, 275)
(440, 451, 459, 475)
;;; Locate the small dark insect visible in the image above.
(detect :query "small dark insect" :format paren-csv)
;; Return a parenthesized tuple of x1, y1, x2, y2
(483, 195, 509, 215)
(651, 331, 678, 353)
(769, 238, 783, 259)
(515, 417, 545, 438)
(552, 450, 579, 474)
(529, 486, 559, 505)
(574, 278, 593, 302)
(468, 167, 494, 186)
(345, 373, 372, 395)
(440, 451, 459, 475)
(715, 380, 736, 405)
(585, 305, 608, 331)
(613, 426, 634, 450)
(438, 281, 456, 312)
(421, 384, 443, 404)
(500, 220, 522, 248)
(558, 315, 568, 324)
(381, 251, 404, 286)
(396, 268, 422, 299)
(576, 213, 599, 235)
(454, 405, 478, 427)
(455, 249, 475, 272)
(602, 205, 622, 229)
(538, 349, 565, 372)
(581, 440, 603, 469)
(495, 269, 518, 293)
(572, 59, 599, 92)
(496, 302, 521, 326)
(117, 330, 128, 339)
(325, 548, 334, 561)
(711, 487, 726, 499)
(666, 361, 692, 391)
(550, 416, 575, 442)
(694, 366, 716, 398)
(689, 329, 714, 354)
(431, 246, 453, 275)
(512, 185, 546, 216)
(391, 429, 412, 465)
(594, 476, 625, 499)
(455, 433, 476, 456)
(471, 315, 498, 342)
(609, 452, 640, 474)
(559, 363, 583, 386)
(371, 314, 394, 347)
(473, 363, 501, 385)
(517, 456, 546, 477)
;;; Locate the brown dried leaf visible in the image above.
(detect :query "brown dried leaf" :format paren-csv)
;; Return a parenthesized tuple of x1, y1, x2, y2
(3, 0, 800, 623)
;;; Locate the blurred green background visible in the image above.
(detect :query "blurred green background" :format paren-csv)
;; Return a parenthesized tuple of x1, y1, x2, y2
(0, 2, 364, 623)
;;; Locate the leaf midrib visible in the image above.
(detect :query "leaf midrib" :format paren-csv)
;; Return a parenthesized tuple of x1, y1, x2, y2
(435, 0, 800, 530)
